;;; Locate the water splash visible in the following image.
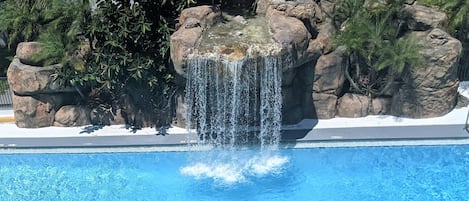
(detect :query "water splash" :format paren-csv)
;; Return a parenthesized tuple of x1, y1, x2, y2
(181, 152, 289, 184)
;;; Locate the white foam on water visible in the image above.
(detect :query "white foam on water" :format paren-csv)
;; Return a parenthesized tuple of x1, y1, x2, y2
(246, 154, 288, 176)
(180, 162, 245, 183)
(180, 153, 289, 184)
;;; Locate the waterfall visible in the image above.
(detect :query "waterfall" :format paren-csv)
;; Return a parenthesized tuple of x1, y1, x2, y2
(184, 56, 282, 149)
(182, 55, 288, 184)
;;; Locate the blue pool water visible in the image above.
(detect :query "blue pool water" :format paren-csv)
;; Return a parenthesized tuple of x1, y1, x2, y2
(1, 145, 469, 200)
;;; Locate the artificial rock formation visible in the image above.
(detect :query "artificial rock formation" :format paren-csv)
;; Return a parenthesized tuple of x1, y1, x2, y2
(171, 0, 464, 125)
(170, 6, 223, 76)
(7, 42, 84, 128)
(391, 29, 462, 118)
(15, 42, 45, 66)
(171, 0, 327, 125)
(400, 3, 447, 31)
(311, 46, 346, 119)
(5, 1, 463, 129)
(54, 105, 91, 127)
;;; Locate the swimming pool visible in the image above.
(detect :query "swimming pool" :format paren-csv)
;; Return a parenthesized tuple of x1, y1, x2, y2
(1, 145, 469, 200)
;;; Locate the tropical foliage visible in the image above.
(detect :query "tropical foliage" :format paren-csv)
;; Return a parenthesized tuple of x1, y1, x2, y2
(0, 0, 194, 126)
(333, 0, 421, 97)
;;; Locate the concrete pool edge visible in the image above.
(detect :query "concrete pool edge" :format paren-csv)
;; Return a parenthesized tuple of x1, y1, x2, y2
(1, 122, 469, 153)
(3, 137, 469, 154)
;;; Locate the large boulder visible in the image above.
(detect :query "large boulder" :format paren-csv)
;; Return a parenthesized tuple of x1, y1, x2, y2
(8, 47, 81, 128)
(170, 6, 222, 76)
(177, 5, 222, 29)
(313, 47, 346, 95)
(310, 20, 336, 55)
(7, 58, 71, 95)
(265, 0, 323, 21)
(336, 93, 370, 118)
(54, 105, 91, 127)
(170, 25, 204, 76)
(12, 94, 63, 128)
(257, 0, 321, 18)
(312, 92, 337, 119)
(370, 98, 391, 115)
(391, 29, 461, 118)
(269, 13, 312, 68)
(15, 42, 43, 66)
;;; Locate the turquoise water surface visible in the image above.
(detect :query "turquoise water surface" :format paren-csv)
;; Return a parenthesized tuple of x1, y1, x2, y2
(1, 145, 469, 200)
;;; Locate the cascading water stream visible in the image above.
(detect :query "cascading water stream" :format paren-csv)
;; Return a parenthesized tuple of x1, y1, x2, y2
(184, 55, 282, 149)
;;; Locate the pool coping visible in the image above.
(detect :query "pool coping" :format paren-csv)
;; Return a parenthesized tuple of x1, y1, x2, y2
(1, 120, 469, 153)
(2, 103, 469, 153)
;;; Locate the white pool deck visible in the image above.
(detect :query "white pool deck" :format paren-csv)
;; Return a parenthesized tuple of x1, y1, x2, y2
(0, 82, 469, 151)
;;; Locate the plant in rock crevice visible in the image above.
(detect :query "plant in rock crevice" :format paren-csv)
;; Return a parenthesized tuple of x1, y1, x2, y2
(333, 0, 421, 97)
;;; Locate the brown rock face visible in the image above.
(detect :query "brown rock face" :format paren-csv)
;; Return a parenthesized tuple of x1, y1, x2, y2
(8, 51, 81, 128)
(391, 29, 461, 118)
(16, 42, 43, 66)
(400, 4, 447, 31)
(171, 2, 464, 125)
(336, 93, 370, 118)
(177, 5, 222, 29)
(267, 0, 322, 21)
(7, 59, 68, 95)
(171, 2, 323, 126)
(312, 92, 337, 119)
(269, 14, 312, 67)
(54, 105, 91, 127)
(308, 47, 346, 118)
(370, 98, 391, 115)
(170, 26, 204, 76)
(313, 47, 346, 95)
(170, 6, 222, 77)
(13, 94, 62, 128)
(310, 20, 336, 54)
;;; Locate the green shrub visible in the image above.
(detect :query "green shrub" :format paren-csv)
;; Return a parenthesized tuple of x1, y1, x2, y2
(333, 0, 421, 96)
